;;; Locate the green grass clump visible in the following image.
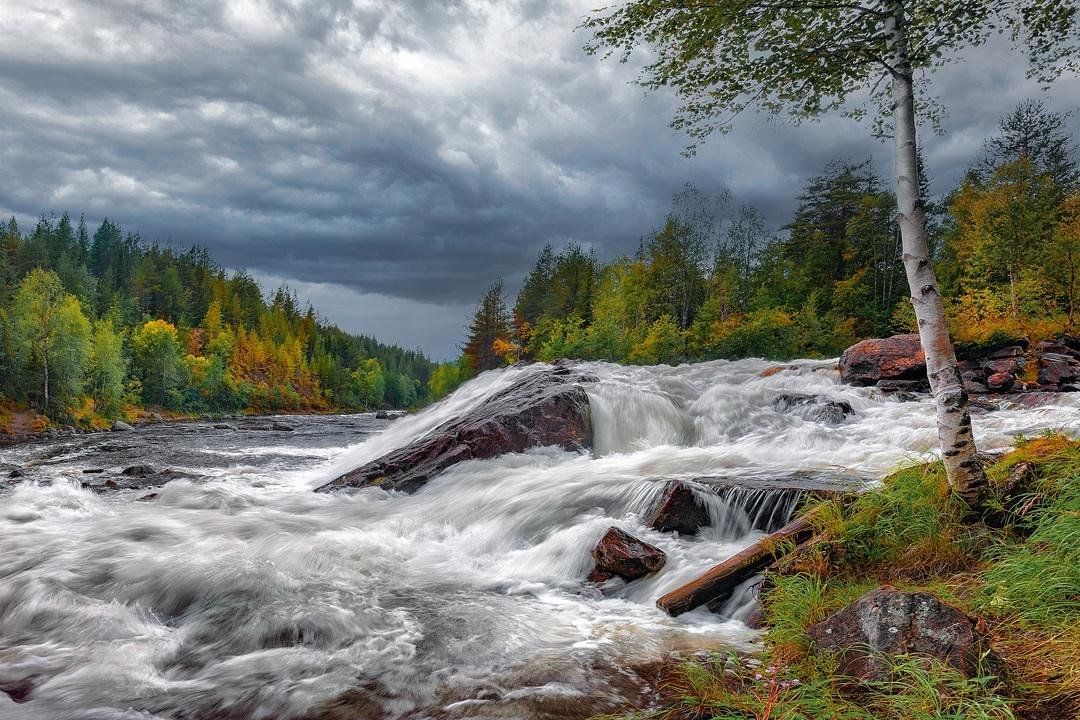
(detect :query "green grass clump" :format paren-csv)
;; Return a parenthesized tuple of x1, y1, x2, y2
(762, 574, 874, 655)
(609, 653, 1015, 720)
(823, 462, 975, 576)
(980, 478, 1080, 627)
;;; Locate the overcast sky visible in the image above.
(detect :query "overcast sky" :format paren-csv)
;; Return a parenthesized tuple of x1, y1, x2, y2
(2, 1, 1078, 360)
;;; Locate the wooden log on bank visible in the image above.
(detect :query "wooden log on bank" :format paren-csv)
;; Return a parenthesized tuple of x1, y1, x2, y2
(656, 512, 820, 617)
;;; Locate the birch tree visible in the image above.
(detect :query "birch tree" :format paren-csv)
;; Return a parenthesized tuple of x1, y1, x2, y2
(582, 0, 1079, 505)
(11, 269, 90, 414)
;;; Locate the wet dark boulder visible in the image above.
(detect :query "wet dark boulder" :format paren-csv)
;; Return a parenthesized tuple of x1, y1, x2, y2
(1038, 353, 1079, 387)
(647, 480, 711, 535)
(874, 379, 928, 400)
(774, 393, 854, 424)
(82, 467, 197, 493)
(807, 586, 991, 679)
(1036, 339, 1080, 359)
(838, 335, 926, 386)
(374, 410, 390, 419)
(316, 367, 593, 494)
(587, 527, 666, 584)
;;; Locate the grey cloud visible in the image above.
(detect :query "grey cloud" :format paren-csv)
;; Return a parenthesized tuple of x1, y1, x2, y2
(1, 2, 1078, 359)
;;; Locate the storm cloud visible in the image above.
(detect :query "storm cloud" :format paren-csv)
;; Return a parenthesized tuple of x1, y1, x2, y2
(2, 1, 1078, 358)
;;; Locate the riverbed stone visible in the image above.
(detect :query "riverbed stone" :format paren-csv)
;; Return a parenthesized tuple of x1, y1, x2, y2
(774, 393, 854, 424)
(838, 335, 926, 386)
(587, 527, 666, 584)
(111, 421, 135, 432)
(315, 365, 593, 494)
(985, 372, 1016, 392)
(647, 480, 711, 535)
(807, 586, 990, 679)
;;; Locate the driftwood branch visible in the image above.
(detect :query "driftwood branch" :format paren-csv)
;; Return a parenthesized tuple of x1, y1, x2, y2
(656, 511, 821, 617)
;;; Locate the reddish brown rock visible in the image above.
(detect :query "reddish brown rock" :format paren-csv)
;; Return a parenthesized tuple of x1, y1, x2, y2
(647, 480, 711, 535)
(838, 335, 926, 386)
(985, 372, 1015, 392)
(316, 366, 592, 494)
(807, 586, 990, 679)
(1036, 339, 1080, 359)
(982, 357, 1024, 376)
(989, 345, 1025, 359)
(587, 527, 666, 584)
(1038, 354, 1079, 387)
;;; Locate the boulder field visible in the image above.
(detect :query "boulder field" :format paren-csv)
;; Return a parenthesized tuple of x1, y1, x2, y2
(839, 333, 1080, 395)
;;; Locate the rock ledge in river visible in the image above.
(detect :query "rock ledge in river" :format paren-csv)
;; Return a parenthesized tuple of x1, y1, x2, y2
(647, 480, 711, 535)
(315, 366, 592, 494)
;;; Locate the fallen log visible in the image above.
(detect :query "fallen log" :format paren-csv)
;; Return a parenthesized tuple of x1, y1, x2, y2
(656, 511, 820, 617)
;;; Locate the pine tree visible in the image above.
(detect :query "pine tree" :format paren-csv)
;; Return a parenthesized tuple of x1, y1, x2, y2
(463, 280, 512, 372)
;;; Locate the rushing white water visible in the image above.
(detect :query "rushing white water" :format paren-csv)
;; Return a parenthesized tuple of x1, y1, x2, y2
(1, 359, 1078, 720)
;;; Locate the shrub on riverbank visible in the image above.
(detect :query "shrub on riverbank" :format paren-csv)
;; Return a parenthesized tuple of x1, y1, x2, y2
(604, 436, 1080, 720)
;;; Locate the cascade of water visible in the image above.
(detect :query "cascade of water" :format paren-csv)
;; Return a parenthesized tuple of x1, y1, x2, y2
(1, 359, 1077, 719)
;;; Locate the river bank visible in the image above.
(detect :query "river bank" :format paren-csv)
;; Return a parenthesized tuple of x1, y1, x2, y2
(0, 402, 402, 448)
(628, 436, 1080, 720)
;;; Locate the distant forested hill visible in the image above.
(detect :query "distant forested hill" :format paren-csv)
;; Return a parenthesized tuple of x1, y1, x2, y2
(0, 214, 434, 427)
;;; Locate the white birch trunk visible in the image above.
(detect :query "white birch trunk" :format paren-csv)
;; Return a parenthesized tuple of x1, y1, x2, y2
(885, 2, 987, 506)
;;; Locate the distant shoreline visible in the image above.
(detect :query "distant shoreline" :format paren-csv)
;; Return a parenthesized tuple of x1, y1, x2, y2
(0, 409, 391, 448)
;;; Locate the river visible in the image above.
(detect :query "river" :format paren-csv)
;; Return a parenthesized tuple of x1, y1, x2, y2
(1, 359, 1078, 719)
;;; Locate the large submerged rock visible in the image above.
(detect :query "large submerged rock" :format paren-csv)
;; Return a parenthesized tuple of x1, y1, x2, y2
(315, 366, 593, 494)
(807, 586, 990, 679)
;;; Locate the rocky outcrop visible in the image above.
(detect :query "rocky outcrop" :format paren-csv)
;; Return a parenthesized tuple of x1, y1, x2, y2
(315, 366, 593, 494)
(111, 421, 135, 432)
(838, 335, 926, 387)
(647, 480, 711, 535)
(839, 334, 1080, 395)
(587, 527, 666, 584)
(807, 586, 990, 679)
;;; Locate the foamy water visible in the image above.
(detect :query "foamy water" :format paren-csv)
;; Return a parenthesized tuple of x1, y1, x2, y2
(1, 359, 1077, 719)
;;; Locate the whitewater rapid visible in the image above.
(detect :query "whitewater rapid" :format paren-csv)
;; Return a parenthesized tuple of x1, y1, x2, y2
(1, 359, 1077, 719)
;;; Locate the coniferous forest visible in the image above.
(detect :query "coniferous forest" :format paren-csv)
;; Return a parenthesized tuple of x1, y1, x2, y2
(0, 215, 434, 429)
(444, 101, 1079, 386)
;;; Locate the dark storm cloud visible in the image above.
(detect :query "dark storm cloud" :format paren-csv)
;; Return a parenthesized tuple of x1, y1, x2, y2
(1, 1, 1078, 358)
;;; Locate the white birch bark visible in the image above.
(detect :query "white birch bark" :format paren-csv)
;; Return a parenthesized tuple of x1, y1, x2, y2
(885, 1, 987, 506)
